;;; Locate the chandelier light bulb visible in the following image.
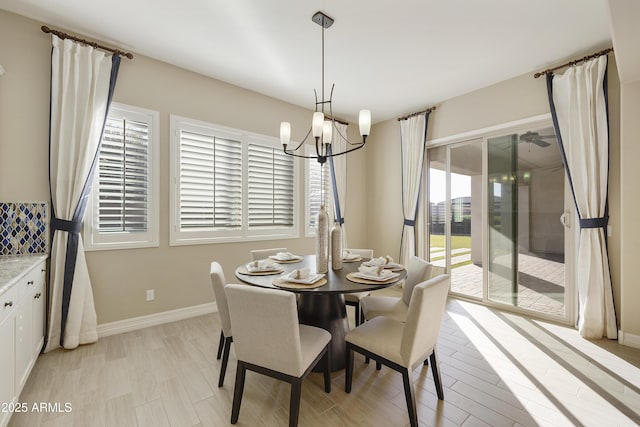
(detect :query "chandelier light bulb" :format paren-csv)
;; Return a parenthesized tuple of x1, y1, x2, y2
(312, 112, 325, 138)
(280, 122, 291, 146)
(359, 110, 371, 136)
(322, 121, 333, 144)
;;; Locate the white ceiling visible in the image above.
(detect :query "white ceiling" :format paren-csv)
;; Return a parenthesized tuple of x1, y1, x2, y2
(0, 0, 613, 123)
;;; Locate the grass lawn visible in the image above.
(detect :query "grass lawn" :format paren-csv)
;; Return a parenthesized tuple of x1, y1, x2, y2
(429, 234, 471, 250)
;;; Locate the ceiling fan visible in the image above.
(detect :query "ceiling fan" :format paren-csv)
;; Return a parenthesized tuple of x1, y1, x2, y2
(518, 131, 554, 147)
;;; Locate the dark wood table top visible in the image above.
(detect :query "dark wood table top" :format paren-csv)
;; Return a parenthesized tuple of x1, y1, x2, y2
(234, 254, 406, 295)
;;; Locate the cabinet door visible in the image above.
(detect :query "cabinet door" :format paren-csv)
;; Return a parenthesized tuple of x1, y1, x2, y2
(0, 315, 15, 427)
(32, 281, 45, 356)
(14, 297, 32, 391)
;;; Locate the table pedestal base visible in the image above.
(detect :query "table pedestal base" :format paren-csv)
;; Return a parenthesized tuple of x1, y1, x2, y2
(297, 293, 348, 371)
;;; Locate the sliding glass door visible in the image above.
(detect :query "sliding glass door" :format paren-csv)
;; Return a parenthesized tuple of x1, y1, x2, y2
(426, 122, 573, 321)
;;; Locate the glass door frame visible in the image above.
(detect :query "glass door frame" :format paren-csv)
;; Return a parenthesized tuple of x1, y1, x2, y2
(424, 114, 576, 325)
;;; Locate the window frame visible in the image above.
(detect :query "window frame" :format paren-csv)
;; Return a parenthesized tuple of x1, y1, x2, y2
(84, 102, 160, 251)
(170, 115, 300, 246)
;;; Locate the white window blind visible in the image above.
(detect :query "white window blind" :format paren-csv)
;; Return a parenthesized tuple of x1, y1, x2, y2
(178, 129, 242, 230)
(85, 103, 159, 250)
(306, 155, 332, 235)
(97, 116, 149, 232)
(248, 144, 294, 227)
(170, 116, 299, 245)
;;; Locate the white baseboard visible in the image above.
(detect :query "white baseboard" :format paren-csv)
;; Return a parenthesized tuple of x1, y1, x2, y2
(97, 302, 218, 338)
(618, 330, 640, 349)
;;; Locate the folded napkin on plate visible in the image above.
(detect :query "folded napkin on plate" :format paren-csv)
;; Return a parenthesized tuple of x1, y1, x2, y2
(357, 265, 395, 278)
(364, 255, 394, 267)
(342, 250, 359, 260)
(282, 269, 324, 284)
(271, 251, 298, 261)
(246, 259, 278, 272)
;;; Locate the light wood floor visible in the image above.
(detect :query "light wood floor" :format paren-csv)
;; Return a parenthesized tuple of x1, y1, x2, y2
(8, 296, 640, 427)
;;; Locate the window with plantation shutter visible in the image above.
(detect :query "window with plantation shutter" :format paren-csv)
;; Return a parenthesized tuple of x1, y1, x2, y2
(170, 116, 299, 245)
(248, 144, 294, 228)
(178, 129, 242, 230)
(305, 151, 332, 236)
(85, 103, 159, 250)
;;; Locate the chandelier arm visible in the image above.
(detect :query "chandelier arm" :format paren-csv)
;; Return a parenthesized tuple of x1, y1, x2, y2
(332, 124, 363, 146)
(325, 141, 366, 158)
(283, 151, 327, 160)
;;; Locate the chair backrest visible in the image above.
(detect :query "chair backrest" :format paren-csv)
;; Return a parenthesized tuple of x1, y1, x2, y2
(346, 248, 374, 258)
(250, 247, 289, 261)
(400, 274, 450, 367)
(210, 262, 232, 336)
(430, 265, 445, 278)
(225, 284, 303, 376)
(402, 256, 434, 305)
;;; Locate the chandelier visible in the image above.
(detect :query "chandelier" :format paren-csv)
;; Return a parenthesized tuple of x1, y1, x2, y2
(280, 11, 371, 165)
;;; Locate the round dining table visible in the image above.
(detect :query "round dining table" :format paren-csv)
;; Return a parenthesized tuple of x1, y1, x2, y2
(234, 254, 406, 371)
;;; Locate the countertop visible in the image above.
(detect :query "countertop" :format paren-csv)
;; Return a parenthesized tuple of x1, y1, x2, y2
(0, 255, 48, 297)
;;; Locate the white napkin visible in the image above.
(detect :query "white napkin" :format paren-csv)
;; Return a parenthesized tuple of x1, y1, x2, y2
(270, 251, 298, 261)
(354, 265, 399, 281)
(363, 255, 394, 267)
(342, 250, 359, 260)
(246, 259, 278, 272)
(283, 269, 324, 284)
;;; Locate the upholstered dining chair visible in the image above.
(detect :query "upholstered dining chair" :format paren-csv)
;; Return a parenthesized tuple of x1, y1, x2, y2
(250, 247, 288, 260)
(209, 262, 233, 387)
(345, 274, 450, 427)
(360, 256, 439, 323)
(343, 248, 374, 327)
(225, 284, 332, 427)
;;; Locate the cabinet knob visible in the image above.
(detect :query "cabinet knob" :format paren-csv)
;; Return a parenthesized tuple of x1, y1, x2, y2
(3, 301, 13, 308)
(27, 280, 34, 285)
(34, 293, 42, 299)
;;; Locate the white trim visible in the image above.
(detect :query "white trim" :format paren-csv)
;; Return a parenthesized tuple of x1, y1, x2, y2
(427, 113, 551, 146)
(97, 302, 217, 337)
(618, 330, 640, 349)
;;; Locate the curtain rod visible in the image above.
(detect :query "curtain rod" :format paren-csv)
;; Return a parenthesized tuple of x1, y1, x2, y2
(533, 47, 612, 78)
(397, 106, 436, 121)
(41, 26, 134, 59)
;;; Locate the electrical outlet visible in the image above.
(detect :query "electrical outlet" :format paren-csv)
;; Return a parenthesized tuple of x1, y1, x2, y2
(146, 289, 155, 301)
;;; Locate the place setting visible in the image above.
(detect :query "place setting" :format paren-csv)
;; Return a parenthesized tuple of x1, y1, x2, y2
(273, 267, 326, 289)
(347, 264, 401, 285)
(236, 259, 284, 276)
(361, 255, 405, 271)
(341, 250, 363, 263)
(268, 251, 303, 263)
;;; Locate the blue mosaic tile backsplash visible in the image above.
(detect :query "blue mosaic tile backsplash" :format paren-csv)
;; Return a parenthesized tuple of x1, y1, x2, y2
(1, 202, 48, 255)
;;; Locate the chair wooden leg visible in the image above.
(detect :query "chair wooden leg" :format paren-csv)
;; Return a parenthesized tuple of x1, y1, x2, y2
(401, 368, 418, 427)
(230, 361, 246, 424)
(359, 309, 365, 326)
(376, 361, 382, 370)
(218, 336, 233, 387)
(289, 378, 303, 427)
(429, 349, 444, 400)
(216, 331, 225, 360)
(323, 347, 331, 393)
(365, 356, 370, 364)
(345, 344, 354, 393)
(423, 358, 429, 366)
(354, 303, 361, 326)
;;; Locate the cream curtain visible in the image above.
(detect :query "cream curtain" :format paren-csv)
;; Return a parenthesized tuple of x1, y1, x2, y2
(329, 122, 348, 250)
(46, 35, 120, 351)
(399, 114, 427, 264)
(548, 55, 616, 339)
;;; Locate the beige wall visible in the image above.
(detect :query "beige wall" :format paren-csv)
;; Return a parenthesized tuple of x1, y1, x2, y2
(366, 58, 626, 334)
(0, 10, 369, 324)
(619, 79, 640, 337)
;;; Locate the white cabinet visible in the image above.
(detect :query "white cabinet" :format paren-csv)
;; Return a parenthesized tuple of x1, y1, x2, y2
(0, 257, 46, 427)
(0, 285, 18, 427)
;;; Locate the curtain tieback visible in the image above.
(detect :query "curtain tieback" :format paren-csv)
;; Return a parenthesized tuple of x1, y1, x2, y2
(579, 216, 608, 229)
(51, 216, 82, 234)
(404, 219, 416, 227)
